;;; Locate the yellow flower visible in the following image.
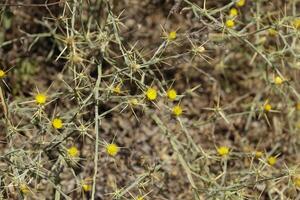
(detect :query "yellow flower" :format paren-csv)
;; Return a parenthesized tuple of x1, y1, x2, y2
(113, 85, 121, 94)
(172, 105, 183, 116)
(82, 184, 92, 192)
(106, 143, 119, 156)
(168, 31, 177, 41)
(146, 87, 157, 101)
(52, 118, 63, 129)
(229, 8, 238, 17)
(255, 151, 263, 158)
(264, 103, 272, 112)
(225, 19, 235, 28)
(268, 28, 278, 37)
(217, 146, 229, 157)
(35, 93, 47, 105)
(136, 196, 144, 200)
(80, 178, 92, 192)
(19, 184, 30, 194)
(236, 0, 246, 7)
(68, 146, 79, 157)
(274, 76, 283, 85)
(296, 102, 300, 111)
(0, 69, 6, 78)
(294, 177, 300, 188)
(267, 156, 277, 166)
(292, 18, 300, 29)
(167, 89, 177, 101)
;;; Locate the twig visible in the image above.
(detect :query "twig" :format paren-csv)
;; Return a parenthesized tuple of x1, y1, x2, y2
(91, 57, 103, 199)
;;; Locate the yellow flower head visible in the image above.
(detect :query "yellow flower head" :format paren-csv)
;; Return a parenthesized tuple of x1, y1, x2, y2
(113, 85, 121, 94)
(80, 178, 92, 192)
(274, 76, 283, 85)
(19, 184, 30, 194)
(264, 103, 272, 112)
(35, 93, 47, 105)
(217, 146, 229, 157)
(167, 89, 177, 101)
(136, 196, 144, 200)
(172, 105, 183, 116)
(255, 151, 263, 158)
(268, 28, 278, 37)
(0, 69, 6, 78)
(168, 31, 177, 41)
(294, 177, 300, 188)
(236, 0, 246, 7)
(146, 87, 157, 101)
(68, 146, 79, 157)
(292, 18, 300, 29)
(229, 8, 238, 17)
(225, 19, 235, 28)
(267, 156, 277, 166)
(106, 143, 119, 156)
(82, 184, 92, 192)
(296, 102, 300, 111)
(52, 118, 63, 129)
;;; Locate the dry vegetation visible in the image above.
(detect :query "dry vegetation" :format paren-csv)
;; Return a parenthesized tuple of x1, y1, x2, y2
(0, 0, 300, 199)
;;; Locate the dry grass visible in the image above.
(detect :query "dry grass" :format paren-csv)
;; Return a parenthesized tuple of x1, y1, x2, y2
(0, 0, 300, 199)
